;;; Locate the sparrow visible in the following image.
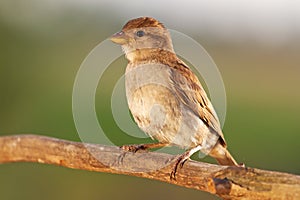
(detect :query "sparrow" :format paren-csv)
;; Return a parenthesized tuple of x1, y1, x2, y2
(110, 17, 239, 179)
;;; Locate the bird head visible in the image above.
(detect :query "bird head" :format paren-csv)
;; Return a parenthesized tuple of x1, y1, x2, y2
(110, 17, 174, 61)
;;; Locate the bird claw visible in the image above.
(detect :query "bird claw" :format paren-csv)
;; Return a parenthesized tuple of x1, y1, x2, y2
(114, 151, 127, 166)
(170, 169, 177, 180)
(115, 144, 147, 166)
(120, 144, 147, 152)
(179, 158, 189, 168)
(170, 155, 189, 180)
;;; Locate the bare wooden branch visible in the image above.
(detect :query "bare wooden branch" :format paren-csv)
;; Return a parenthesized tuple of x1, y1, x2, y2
(0, 134, 299, 200)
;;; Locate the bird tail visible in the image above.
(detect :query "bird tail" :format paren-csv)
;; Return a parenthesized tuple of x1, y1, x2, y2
(209, 142, 238, 166)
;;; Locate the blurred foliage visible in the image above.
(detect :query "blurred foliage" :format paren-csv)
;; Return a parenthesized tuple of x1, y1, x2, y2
(0, 6, 299, 200)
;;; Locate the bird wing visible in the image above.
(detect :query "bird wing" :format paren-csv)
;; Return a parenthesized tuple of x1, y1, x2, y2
(169, 59, 227, 146)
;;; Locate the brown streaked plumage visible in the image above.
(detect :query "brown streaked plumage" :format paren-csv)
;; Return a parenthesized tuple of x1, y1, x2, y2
(111, 17, 240, 179)
(122, 17, 165, 30)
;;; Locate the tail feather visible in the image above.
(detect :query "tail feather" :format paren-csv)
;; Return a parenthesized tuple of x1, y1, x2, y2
(209, 142, 238, 166)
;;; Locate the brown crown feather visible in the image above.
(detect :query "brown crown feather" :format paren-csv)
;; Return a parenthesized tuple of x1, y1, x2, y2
(122, 17, 165, 30)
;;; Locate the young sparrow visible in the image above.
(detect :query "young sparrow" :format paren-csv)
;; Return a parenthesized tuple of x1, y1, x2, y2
(111, 17, 239, 179)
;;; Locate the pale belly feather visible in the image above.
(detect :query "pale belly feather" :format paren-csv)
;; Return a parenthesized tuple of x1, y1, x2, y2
(125, 63, 217, 150)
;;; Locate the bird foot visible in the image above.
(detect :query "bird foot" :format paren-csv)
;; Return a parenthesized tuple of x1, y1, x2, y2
(170, 155, 190, 180)
(120, 144, 148, 152)
(169, 145, 202, 180)
(115, 144, 148, 166)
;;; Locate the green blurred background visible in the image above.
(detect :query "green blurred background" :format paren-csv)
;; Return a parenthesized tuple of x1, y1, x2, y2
(0, 1, 299, 199)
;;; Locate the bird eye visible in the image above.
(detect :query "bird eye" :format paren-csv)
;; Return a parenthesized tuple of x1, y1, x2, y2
(136, 30, 145, 37)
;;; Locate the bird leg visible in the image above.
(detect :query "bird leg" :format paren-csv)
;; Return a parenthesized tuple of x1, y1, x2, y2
(170, 145, 202, 180)
(117, 142, 169, 164)
(120, 142, 168, 152)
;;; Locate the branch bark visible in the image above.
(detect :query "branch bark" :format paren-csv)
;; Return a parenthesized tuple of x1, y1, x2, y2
(0, 134, 299, 200)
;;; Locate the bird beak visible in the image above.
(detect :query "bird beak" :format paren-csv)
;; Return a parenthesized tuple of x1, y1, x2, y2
(110, 31, 129, 45)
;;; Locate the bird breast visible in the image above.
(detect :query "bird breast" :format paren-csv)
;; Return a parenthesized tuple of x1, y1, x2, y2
(125, 63, 215, 149)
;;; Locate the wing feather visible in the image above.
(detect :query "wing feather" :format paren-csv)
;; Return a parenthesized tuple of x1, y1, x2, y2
(169, 60, 227, 146)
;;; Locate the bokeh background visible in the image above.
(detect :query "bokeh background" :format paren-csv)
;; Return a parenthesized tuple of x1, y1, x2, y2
(0, 0, 299, 199)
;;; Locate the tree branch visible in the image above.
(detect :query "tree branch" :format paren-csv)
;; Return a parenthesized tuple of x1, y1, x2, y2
(0, 134, 299, 200)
